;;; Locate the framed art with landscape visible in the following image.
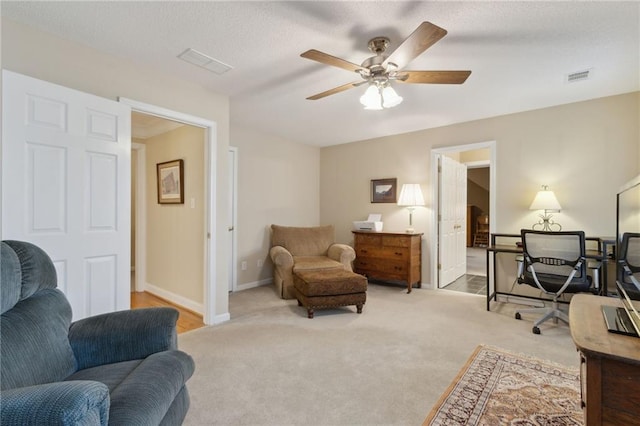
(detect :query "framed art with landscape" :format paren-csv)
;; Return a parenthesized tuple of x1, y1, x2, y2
(157, 159, 184, 204)
(371, 178, 397, 203)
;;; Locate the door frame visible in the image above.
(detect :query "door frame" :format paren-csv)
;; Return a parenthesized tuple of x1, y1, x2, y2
(430, 140, 496, 289)
(120, 97, 221, 325)
(132, 142, 147, 293)
(228, 146, 238, 292)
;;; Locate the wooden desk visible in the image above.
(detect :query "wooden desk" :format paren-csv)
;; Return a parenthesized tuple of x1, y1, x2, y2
(569, 294, 640, 425)
(485, 233, 608, 311)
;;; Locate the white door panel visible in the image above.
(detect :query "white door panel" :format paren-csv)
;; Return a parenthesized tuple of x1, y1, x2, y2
(454, 161, 467, 278)
(227, 147, 238, 293)
(439, 156, 467, 287)
(2, 70, 131, 320)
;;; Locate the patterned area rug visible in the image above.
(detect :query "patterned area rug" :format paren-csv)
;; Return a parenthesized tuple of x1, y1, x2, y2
(423, 345, 583, 425)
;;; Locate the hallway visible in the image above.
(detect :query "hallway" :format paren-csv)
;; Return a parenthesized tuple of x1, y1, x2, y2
(442, 247, 487, 295)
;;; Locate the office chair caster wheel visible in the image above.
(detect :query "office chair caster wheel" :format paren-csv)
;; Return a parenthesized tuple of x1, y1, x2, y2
(532, 326, 541, 334)
(515, 312, 521, 320)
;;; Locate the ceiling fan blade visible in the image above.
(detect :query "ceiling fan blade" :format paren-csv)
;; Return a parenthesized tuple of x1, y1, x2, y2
(384, 22, 447, 70)
(306, 81, 363, 100)
(396, 70, 472, 84)
(301, 49, 364, 73)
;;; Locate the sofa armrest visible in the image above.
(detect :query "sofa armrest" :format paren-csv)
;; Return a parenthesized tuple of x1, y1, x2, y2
(328, 243, 356, 271)
(1, 381, 109, 425)
(270, 245, 293, 268)
(270, 246, 295, 298)
(69, 307, 178, 370)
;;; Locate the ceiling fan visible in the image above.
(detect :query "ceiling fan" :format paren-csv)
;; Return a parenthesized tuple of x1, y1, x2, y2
(300, 22, 471, 110)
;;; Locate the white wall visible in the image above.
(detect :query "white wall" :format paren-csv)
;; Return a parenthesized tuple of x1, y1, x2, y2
(321, 92, 640, 287)
(2, 18, 231, 317)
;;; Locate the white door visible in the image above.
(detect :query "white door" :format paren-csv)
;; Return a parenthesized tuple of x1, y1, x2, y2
(438, 156, 467, 287)
(2, 70, 131, 320)
(454, 161, 468, 278)
(227, 147, 238, 292)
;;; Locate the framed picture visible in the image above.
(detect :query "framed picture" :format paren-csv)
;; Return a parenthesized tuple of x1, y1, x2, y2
(157, 159, 184, 204)
(371, 178, 397, 203)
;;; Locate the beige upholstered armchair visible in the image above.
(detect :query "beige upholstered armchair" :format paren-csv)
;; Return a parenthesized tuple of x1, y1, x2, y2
(270, 224, 356, 299)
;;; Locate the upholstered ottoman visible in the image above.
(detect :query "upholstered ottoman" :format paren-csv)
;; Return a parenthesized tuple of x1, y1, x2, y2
(293, 269, 367, 318)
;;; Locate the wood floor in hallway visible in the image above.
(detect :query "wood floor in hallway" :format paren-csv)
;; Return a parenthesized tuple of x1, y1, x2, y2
(131, 291, 205, 334)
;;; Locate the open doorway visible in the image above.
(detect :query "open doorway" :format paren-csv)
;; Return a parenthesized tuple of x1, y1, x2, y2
(430, 141, 496, 294)
(130, 111, 206, 318)
(122, 97, 224, 325)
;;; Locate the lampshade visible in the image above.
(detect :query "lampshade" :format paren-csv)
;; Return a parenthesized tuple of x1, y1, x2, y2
(381, 86, 403, 108)
(360, 83, 403, 110)
(529, 185, 561, 211)
(359, 85, 382, 110)
(397, 184, 425, 207)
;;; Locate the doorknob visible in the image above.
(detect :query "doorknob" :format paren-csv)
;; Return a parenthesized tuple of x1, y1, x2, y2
(228, 226, 234, 231)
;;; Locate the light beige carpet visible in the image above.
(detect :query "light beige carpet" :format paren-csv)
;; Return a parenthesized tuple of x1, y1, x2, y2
(423, 345, 582, 425)
(178, 283, 580, 425)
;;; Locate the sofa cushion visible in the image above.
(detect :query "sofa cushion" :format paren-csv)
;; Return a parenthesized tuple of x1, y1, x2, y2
(1, 243, 21, 314)
(292, 256, 345, 272)
(3, 241, 58, 306)
(66, 350, 194, 425)
(1, 289, 76, 390)
(271, 225, 335, 256)
(294, 269, 368, 297)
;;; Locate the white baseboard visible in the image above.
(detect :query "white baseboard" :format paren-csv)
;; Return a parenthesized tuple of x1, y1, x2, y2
(235, 278, 272, 292)
(421, 282, 434, 290)
(211, 312, 231, 325)
(144, 283, 204, 315)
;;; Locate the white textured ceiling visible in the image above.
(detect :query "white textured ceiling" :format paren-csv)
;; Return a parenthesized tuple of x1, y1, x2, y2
(3, 1, 639, 147)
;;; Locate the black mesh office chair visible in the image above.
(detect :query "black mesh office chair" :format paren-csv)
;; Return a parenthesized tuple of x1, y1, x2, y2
(618, 232, 640, 300)
(515, 229, 593, 334)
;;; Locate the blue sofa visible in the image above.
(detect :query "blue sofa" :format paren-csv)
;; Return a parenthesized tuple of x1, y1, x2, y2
(0, 240, 195, 425)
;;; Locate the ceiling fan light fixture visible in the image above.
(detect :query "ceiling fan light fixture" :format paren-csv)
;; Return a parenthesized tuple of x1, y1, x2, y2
(382, 85, 403, 108)
(360, 85, 383, 110)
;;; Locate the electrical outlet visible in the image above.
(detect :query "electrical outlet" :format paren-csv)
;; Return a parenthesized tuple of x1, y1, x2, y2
(257, 259, 263, 267)
(241, 261, 247, 271)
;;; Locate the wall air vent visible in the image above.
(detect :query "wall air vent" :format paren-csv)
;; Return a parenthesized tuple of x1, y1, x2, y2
(566, 69, 592, 83)
(178, 48, 233, 75)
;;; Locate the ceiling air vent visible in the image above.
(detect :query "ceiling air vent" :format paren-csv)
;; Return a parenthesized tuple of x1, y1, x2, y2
(178, 48, 232, 75)
(566, 69, 592, 83)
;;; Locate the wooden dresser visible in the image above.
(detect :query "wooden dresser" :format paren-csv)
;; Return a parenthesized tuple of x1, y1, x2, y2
(352, 231, 422, 293)
(569, 294, 640, 425)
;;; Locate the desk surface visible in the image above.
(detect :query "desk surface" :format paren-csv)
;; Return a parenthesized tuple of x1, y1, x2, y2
(569, 294, 640, 365)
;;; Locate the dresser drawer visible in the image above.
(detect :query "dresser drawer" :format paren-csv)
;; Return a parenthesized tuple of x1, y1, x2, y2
(356, 246, 408, 261)
(380, 235, 412, 248)
(355, 262, 406, 281)
(354, 233, 382, 246)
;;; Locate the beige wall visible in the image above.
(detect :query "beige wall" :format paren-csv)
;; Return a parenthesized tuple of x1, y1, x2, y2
(321, 92, 640, 286)
(230, 125, 320, 287)
(2, 19, 231, 317)
(4, 18, 639, 298)
(142, 126, 205, 304)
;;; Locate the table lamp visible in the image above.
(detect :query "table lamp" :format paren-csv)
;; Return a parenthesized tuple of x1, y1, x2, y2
(530, 185, 562, 231)
(397, 183, 425, 233)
